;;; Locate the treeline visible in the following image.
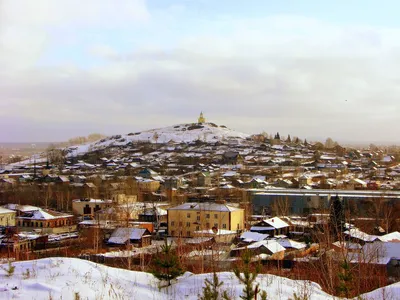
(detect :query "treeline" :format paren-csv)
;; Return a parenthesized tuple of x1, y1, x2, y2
(66, 133, 106, 146)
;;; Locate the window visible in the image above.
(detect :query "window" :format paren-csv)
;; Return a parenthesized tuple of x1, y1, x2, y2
(196, 226, 200, 231)
(196, 216, 200, 221)
(206, 223, 210, 228)
(222, 224, 227, 229)
(214, 223, 218, 228)
(171, 230, 175, 236)
(186, 231, 191, 237)
(214, 214, 218, 219)
(187, 213, 191, 218)
(206, 214, 210, 219)
(179, 221, 183, 227)
(186, 222, 190, 227)
(171, 221, 175, 226)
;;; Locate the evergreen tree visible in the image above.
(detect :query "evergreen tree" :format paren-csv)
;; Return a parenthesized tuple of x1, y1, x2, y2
(151, 239, 183, 286)
(337, 259, 353, 298)
(275, 132, 281, 140)
(330, 195, 345, 239)
(233, 250, 267, 300)
(286, 134, 291, 143)
(199, 272, 231, 300)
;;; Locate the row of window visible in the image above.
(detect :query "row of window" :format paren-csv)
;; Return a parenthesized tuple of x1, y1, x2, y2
(187, 213, 220, 219)
(18, 219, 72, 228)
(170, 221, 227, 229)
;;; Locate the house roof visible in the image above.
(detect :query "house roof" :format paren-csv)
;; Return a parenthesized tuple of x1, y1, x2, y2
(19, 209, 73, 220)
(344, 228, 378, 242)
(2, 204, 40, 212)
(349, 242, 400, 265)
(263, 217, 290, 229)
(235, 240, 285, 254)
(168, 202, 241, 212)
(277, 238, 306, 250)
(0, 207, 15, 214)
(240, 231, 269, 243)
(378, 231, 400, 242)
(107, 228, 149, 244)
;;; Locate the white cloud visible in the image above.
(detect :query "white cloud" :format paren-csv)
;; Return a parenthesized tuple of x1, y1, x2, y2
(0, 5, 399, 143)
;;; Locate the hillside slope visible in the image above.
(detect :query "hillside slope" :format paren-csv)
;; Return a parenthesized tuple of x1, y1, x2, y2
(0, 257, 399, 300)
(67, 122, 250, 156)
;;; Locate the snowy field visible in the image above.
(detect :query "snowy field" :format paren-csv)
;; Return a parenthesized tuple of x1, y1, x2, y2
(0, 257, 399, 300)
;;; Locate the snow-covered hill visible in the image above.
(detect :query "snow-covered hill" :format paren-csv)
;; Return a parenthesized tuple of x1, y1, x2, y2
(67, 122, 250, 156)
(0, 257, 399, 300)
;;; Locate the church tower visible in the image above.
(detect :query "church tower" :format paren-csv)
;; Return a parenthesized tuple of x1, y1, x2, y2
(198, 112, 205, 123)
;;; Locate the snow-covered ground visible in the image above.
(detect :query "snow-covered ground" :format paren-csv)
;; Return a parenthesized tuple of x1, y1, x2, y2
(66, 123, 250, 157)
(0, 257, 399, 300)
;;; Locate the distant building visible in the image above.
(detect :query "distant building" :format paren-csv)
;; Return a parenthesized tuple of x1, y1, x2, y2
(14, 207, 76, 234)
(72, 198, 113, 217)
(0, 207, 16, 226)
(107, 227, 152, 248)
(167, 201, 244, 237)
(198, 112, 206, 124)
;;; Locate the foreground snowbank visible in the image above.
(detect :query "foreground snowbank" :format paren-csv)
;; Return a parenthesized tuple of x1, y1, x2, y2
(0, 258, 398, 299)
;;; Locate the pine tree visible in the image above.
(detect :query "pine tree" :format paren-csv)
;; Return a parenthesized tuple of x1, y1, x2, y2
(233, 250, 266, 300)
(151, 239, 183, 286)
(330, 195, 344, 239)
(337, 259, 353, 298)
(286, 134, 291, 143)
(199, 272, 231, 300)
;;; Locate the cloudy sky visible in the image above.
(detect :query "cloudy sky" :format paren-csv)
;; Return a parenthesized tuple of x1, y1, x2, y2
(1, 0, 400, 143)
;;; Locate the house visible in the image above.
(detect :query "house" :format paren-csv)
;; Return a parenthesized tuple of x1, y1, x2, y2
(222, 151, 242, 164)
(16, 209, 76, 234)
(167, 201, 245, 237)
(135, 177, 161, 192)
(72, 198, 113, 217)
(0, 207, 16, 226)
(197, 172, 211, 187)
(250, 217, 290, 237)
(231, 239, 285, 259)
(107, 227, 152, 248)
(138, 168, 158, 179)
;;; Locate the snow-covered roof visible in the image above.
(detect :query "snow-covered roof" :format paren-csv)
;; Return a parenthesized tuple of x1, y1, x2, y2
(72, 198, 113, 204)
(2, 203, 40, 212)
(0, 207, 15, 214)
(263, 217, 290, 229)
(378, 231, 400, 242)
(240, 231, 268, 242)
(277, 239, 306, 250)
(107, 228, 150, 244)
(19, 209, 73, 220)
(235, 240, 286, 254)
(168, 202, 241, 212)
(344, 228, 378, 242)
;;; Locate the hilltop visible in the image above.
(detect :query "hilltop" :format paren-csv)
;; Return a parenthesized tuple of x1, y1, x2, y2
(66, 122, 250, 156)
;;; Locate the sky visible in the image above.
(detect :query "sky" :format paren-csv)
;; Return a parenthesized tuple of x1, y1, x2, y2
(1, 0, 400, 143)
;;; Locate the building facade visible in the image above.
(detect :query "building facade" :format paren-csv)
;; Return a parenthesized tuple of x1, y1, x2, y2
(0, 207, 16, 226)
(167, 201, 244, 237)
